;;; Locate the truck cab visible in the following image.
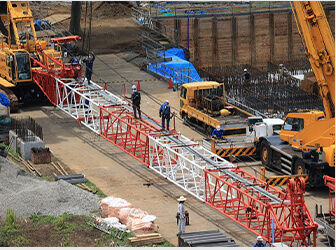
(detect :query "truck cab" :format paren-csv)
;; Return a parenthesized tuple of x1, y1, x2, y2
(280, 111, 325, 145)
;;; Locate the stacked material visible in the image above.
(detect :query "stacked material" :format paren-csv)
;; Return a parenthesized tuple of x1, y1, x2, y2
(100, 196, 158, 235)
(100, 196, 133, 217)
(128, 233, 164, 246)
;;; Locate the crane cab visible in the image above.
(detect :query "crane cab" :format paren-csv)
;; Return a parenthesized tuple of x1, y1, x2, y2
(280, 111, 325, 143)
(0, 49, 31, 86)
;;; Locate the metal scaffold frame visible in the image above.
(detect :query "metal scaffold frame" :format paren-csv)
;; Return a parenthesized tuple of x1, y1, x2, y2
(31, 60, 317, 246)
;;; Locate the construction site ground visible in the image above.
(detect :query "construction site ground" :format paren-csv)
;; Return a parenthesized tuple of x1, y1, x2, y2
(12, 53, 331, 247)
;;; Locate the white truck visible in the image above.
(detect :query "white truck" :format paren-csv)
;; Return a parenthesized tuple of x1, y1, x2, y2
(203, 117, 284, 158)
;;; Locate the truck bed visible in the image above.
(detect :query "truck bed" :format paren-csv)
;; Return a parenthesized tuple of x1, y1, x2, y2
(217, 115, 247, 130)
(267, 136, 302, 159)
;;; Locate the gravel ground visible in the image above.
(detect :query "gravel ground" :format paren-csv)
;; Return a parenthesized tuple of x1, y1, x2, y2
(0, 157, 101, 218)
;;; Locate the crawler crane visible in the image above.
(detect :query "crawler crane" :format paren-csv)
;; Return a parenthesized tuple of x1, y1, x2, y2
(0, 1, 80, 112)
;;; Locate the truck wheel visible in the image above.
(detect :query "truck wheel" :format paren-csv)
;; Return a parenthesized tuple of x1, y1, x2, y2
(205, 126, 212, 137)
(260, 140, 271, 166)
(294, 159, 306, 175)
(182, 112, 188, 122)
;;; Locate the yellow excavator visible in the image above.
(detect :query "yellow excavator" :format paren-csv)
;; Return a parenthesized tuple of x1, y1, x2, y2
(0, 1, 62, 112)
(258, 1, 335, 187)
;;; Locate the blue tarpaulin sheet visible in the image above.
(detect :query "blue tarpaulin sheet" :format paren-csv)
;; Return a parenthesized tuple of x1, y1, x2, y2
(148, 55, 202, 84)
(158, 48, 186, 60)
(0, 93, 10, 106)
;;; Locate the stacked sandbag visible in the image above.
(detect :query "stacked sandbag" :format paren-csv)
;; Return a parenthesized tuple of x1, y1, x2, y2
(100, 196, 158, 235)
(131, 215, 158, 235)
(100, 196, 133, 218)
(125, 208, 148, 230)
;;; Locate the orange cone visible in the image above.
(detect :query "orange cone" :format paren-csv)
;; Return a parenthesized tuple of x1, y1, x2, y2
(137, 81, 141, 91)
(168, 78, 173, 89)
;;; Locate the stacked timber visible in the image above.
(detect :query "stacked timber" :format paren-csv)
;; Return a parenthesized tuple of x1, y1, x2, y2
(128, 233, 164, 246)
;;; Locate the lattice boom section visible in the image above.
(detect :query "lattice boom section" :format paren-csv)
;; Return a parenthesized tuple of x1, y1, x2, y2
(149, 134, 235, 200)
(99, 105, 162, 165)
(204, 169, 317, 246)
(32, 71, 317, 246)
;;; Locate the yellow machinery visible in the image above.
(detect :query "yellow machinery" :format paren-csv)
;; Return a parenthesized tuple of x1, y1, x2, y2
(258, 1, 335, 187)
(179, 81, 254, 136)
(0, 1, 62, 111)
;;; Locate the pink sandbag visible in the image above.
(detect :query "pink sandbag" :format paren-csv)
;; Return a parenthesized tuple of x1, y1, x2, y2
(100, 196, 133, 218)
(128, 208, 148, 220)
(100, 196, 116, 217)
(108, 200, 133, 218)
(131, 219, 157, 235)
(118, 207, 131, 225)
(125, 208, 148, 229)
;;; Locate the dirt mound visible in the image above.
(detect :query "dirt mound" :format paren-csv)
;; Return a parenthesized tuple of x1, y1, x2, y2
(92, 1, 133, 19)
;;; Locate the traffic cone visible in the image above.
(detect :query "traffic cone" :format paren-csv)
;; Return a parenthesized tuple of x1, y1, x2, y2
(168, 78, 173, 89)
(137, 80, 141, 91)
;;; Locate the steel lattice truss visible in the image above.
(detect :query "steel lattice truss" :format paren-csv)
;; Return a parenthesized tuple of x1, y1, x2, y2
(31, 68, 317, 246)
(205, 169, 317, 246)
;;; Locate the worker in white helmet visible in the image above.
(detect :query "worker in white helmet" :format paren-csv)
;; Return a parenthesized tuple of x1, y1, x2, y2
(126, 85, 141, 119)
(242, 68, 251, 83)
(253, 236, 266, 247)
(159, 100, 173, 130)
(212, 125, 225, 139)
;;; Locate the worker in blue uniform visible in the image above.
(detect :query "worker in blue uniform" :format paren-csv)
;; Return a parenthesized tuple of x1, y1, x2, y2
(254, 236, 266, 247)
(83, 52, 95, 84)
(212, 125, 225, 139)
(159, 100, 172, 131)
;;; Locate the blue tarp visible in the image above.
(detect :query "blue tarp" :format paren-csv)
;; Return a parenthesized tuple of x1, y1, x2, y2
(34, 20, 51, 31)
(0, 93, 10, 107)
(157, 48, 187, 60)
(148, 55, 202, 85)
(159, 8, 171, 12)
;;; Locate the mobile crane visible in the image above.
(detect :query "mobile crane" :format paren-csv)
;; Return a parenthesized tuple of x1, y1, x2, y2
(257, 1, 335, 187)
(0, 1, 79, 112)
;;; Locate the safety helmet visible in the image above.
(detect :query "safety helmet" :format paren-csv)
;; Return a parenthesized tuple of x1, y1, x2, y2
(244, 69, 247, 72)
(279, 64, 283, 67)
(165, 100, 169, 103)
(257, 236, 263, 241)
(132, 85, 137, 90)
(216, 125, 221, 131)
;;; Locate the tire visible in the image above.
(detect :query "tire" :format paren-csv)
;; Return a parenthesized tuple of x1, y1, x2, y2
(182, 112, 188, 123)
(294, 158, 307, 175)
(205, 126, 213, 137)
(260, 140, 271, 166)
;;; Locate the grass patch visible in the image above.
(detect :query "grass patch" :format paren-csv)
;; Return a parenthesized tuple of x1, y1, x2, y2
(12, 235, 30, 247)
(84, 180, 106, 198)
(4, 209, 17, 234)
(0, 143, 19, 158)
(40, 176, 55, 181)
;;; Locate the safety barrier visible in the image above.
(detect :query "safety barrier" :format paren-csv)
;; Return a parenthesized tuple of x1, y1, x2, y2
(260, 167, 309, 186)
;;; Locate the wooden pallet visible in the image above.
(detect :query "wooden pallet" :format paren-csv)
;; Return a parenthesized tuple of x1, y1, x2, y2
(128, 233, 164, 246)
